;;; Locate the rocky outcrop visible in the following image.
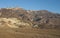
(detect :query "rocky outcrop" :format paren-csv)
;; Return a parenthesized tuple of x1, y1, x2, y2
(0, 18, 31, 28)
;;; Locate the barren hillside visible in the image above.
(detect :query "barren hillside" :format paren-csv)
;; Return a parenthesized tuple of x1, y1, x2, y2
(0, 8, 60, 38)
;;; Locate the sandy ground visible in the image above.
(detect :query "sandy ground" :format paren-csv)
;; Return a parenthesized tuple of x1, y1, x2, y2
(0, 27, 60, 38)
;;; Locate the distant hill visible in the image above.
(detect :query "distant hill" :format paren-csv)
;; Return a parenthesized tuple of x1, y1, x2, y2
(0, 8, 60, 29)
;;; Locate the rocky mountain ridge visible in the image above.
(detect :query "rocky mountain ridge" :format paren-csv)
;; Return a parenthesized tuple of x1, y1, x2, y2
(0, 8, 60, 29)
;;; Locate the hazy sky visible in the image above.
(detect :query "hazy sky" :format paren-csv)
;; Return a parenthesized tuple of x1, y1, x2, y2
(0, 0, 60, 13)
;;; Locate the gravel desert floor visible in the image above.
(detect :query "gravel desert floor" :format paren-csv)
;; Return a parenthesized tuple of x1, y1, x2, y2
(0, 27, 60, 38)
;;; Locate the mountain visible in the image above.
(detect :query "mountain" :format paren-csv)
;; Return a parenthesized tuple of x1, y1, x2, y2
(0, 8, 60, 38)
(0, 8, 60, 29)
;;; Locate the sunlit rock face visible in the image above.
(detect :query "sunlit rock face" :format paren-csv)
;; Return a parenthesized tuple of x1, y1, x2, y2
(0, 18, 31, 28)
